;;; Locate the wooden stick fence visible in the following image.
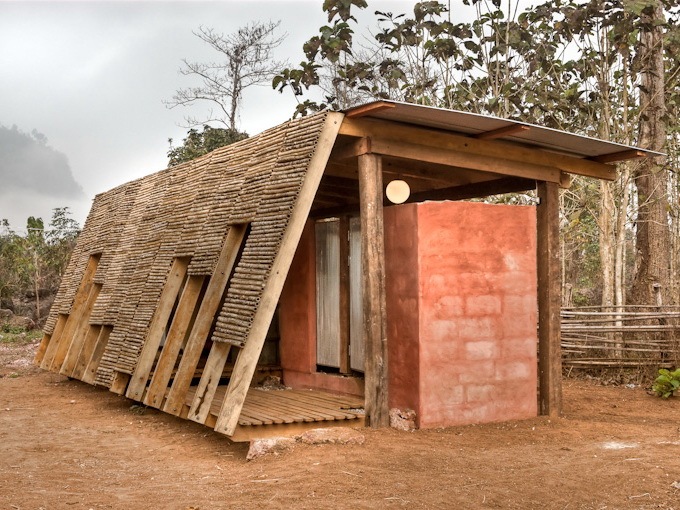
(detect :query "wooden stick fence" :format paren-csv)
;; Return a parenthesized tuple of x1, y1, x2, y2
(561, 306, 680, 369)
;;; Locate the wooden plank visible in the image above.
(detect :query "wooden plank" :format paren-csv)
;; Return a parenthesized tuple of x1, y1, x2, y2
(245, 393, 322, 422)
(143, 275, 206, 408)
(81, 325, 113, 385)
(186, 342, 231, 423)
(591, 149, 646, 164)
(41, 254, 100, 369)
(339, 117, 616, 181)
(126, 258, 190, 401)
(358, 153, 389, 428)
(60, 283, 102, 375)
(286, 389, 364, 408)
(109, 371, 130, 395)
(41, 255, 99, 371)
(475, 124, 531, 140)
(331, 137, 371, 160)
(34, 314, 67, 364)
(338, 216, 351, 374)
(163, 224, 248, 416)
(537, 181, 562, 417)
(247, 390, 348, 420)
(345, 101, 396, 118)
(264, 391, 357, 419)
(228, 416, 365, 442)
(213, 111, 345, 436)
(369, 138, 563, 184)
(405, 177, 536, 204)
(70, 325, 103, 379)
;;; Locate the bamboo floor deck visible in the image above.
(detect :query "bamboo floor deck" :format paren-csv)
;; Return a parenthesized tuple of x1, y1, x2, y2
(184, 386, 365, 442)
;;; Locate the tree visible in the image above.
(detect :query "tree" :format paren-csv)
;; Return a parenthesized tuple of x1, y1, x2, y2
(167, 125, 248, 167)
(0, 208, 80, 323)
(165, 22, 287, 130)
(630, 0, 672, 306)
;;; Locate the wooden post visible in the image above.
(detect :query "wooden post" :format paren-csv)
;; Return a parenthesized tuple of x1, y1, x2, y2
(357, 152, 389, 428)
(338, 215, 351, 375)
(537, 180, 562, 417)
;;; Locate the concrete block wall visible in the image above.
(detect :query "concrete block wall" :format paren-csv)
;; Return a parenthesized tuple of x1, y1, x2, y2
(387, 201, 538, 428)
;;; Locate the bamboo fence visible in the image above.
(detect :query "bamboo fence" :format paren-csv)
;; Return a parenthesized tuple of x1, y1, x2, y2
(561, 305, 680, 369)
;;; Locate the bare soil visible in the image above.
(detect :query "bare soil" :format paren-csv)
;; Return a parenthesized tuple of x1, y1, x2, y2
(1, 338, 679, 510)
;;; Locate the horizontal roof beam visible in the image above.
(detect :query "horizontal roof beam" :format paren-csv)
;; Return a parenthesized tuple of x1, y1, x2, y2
(339, 117, 616, 181)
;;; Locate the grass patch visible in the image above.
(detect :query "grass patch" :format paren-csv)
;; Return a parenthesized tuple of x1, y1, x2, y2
(0, 326, 43, 345)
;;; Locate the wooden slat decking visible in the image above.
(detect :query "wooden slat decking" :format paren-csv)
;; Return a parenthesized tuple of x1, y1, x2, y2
(184, 386, 365, 441)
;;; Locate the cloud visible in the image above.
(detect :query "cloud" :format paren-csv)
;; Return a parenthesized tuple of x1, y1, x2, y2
(0, 125, 84, 199)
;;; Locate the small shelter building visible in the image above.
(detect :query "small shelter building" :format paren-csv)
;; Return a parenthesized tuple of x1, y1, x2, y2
(36, 101, 654, 441)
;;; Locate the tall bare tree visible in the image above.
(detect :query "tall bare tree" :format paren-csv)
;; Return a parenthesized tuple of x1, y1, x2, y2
(166, 21, 286, 130)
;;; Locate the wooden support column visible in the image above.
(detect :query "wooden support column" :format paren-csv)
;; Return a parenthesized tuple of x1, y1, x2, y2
(338, 215, 351, 375)
(358, 152, 389, 428)
(537, 180, 562, 417)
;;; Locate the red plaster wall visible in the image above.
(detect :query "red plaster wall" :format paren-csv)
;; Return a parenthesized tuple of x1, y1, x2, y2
(416, 201, 537, 428)
(278, 201, 537, 423)
(384, 204, 420, 415)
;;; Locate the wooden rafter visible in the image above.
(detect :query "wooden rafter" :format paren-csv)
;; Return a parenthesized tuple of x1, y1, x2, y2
(590, 149, 647, 164)
(213, 112, 345, 436)
(474, 124, 531, 140)
(345, 101, 396, 118)
(339, 117, 616, 181)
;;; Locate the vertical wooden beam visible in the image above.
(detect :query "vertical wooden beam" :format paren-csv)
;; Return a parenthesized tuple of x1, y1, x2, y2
(163, 224, 248, 416)
(338, 216, 351, 375)
(357, 153, 389, 428)
(214, 112, 344, 436)
(126, 258, 190, 401)
(143, 275, 206, 408)
(537, 180, 562, 417)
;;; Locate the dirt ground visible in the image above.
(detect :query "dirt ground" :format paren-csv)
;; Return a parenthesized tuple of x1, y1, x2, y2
(1, 338, 679, 510)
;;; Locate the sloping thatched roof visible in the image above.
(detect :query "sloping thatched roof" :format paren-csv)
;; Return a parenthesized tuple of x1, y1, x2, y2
(43, 111, 338, 390)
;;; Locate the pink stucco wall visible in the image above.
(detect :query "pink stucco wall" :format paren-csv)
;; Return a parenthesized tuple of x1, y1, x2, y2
(278, 201, 538, 427)
(415, 201, 537, 428)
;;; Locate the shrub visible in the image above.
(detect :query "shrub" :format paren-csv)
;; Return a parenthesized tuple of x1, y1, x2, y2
(652, 368, 680, 398)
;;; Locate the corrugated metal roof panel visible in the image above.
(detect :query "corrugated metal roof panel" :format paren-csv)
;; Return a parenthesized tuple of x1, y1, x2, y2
(343, 100, 663, 161)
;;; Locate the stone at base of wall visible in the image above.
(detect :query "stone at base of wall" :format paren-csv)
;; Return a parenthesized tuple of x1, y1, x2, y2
(246, 427, 366, 460)
(389, 408, 417, 431)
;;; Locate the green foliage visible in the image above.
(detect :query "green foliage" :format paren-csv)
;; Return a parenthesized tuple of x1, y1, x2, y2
(0, 208, 80, 317)
(0, 325, 42, 345)
(167, 125, 248, 167)
(652, 368, 680, 398)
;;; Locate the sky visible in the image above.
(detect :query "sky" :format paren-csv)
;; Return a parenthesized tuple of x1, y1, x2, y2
(0, 0, 416, 232)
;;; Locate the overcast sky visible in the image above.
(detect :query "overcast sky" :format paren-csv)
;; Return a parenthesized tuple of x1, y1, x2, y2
(0, 0, 416, 231)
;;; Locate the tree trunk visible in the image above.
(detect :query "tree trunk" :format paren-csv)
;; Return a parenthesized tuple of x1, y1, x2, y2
(630, 1, 671, 306)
